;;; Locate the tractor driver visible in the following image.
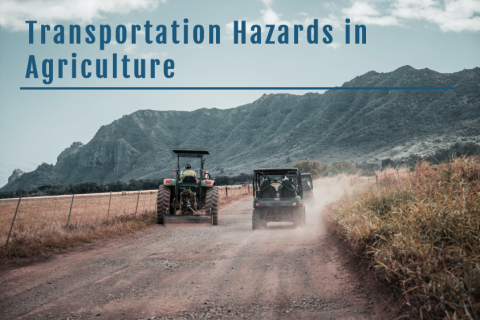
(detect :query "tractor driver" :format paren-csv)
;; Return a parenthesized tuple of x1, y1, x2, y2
(182, 164, 197, 182)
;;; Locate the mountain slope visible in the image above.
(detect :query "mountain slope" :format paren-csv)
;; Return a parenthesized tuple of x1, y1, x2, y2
(3, 66, 480, 192)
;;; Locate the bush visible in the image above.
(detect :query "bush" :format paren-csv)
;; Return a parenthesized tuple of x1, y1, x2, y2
(291, 159, 329, 177)
(326, 157, 480, 319)
(291, 159, 358, 177)
(328, 161, 358, 176)
(214, 173, 252, 186)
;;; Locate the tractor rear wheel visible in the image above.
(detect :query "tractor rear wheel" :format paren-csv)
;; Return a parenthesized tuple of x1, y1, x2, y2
(205, 187, 219, 225)
(156, 185, 171, 224)
(252, 208, 262, 230)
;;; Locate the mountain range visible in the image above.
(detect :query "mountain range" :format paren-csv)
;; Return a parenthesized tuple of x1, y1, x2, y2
(2, 65, 479, 192)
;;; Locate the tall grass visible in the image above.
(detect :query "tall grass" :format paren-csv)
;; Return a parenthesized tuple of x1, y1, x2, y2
(325, 157, 480, 319)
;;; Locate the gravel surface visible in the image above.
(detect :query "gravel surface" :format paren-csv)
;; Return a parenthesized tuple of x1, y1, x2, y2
(0, 194, 400, 320)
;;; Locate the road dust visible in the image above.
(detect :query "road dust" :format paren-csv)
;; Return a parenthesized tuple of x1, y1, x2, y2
(0, 176, 399, 320)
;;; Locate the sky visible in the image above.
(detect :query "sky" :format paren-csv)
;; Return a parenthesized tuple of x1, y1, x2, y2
(0, 0, 479, 186)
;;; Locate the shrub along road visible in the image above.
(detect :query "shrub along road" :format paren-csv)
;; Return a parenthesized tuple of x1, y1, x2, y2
(0, 192, 400, 320)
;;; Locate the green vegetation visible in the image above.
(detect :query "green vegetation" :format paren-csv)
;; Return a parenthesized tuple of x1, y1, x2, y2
(326, 157, 480, 319)
(383, 142, 480, 169)
(291, 159, 357, 177)
(214, 173, 252, 186)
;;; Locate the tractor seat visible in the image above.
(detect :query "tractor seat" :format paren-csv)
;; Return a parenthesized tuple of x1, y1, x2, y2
(183, 176, 196, 183)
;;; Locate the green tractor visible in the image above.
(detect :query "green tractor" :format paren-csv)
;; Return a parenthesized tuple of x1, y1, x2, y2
(251, 168, 306, 230)
(156, 150, 219, 225)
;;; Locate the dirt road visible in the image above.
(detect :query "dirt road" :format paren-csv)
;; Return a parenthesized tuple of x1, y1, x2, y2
(0, 192, 399, 320)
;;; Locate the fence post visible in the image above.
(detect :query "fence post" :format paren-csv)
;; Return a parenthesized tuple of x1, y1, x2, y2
(66, 194, 75, 227)
(375, 174, 379, 188)
(5, 196, 22, 247)
(396, 169, 400, 179)
(134, 191, 140, 218)
(120, 191, 125, 214)
(81, 197, 88, 223)
(226, 187, 228, 198)
(106, 192, 112, 220)
(52, 198, 58, 223)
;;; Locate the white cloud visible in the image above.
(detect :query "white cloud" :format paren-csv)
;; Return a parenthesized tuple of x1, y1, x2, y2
(342, 0, 480, 32)
(342, 2, 400, 26)
(138, 51, 167, 59)
(125, 22, 146, 37)
(226, 0, 341, 37)
(0, 0, 162, 31)
(391, 0, 480, 32)
(226, 0, 294, 36)
(123, 43, 137, 54)
(326, 42, 341, 49)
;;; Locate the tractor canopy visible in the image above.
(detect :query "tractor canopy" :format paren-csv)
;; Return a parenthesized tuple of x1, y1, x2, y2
(167, 149, 214, 197)
(172, 150, 210, 158)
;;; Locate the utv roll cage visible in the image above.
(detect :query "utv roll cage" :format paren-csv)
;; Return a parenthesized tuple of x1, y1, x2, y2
(301, 173, 313, 189)
(252, 168, 304, 199)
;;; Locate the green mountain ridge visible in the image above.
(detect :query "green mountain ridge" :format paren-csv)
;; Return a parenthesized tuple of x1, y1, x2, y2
(2, 65, 480, 192)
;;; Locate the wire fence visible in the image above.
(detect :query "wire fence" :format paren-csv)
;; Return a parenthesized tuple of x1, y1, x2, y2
(0, 184, 252, 248)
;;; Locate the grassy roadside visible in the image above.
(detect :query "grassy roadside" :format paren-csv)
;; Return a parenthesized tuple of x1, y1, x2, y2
(1, 193, 250, 263)
(0, 212, 156, 263)
(325, 157, 480, 319)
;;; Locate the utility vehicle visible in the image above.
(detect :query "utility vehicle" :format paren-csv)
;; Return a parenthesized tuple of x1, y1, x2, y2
(301, 173, 314, 205)
(251, 168, 305, 230)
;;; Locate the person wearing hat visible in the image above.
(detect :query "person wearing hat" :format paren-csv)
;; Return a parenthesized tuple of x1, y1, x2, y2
(182, 164, 197, 182)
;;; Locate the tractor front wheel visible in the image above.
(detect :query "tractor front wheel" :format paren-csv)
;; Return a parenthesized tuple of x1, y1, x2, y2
(156, 185, 171, 224)
(205, 187, 219, 225)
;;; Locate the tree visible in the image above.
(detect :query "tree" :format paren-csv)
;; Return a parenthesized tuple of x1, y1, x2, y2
(291, 159, 329, 177)
(328, 162, 358, 176)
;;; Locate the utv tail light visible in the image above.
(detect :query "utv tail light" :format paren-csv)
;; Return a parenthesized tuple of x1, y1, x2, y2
(309, 193, 312, 196)
(173, 169, 177, 172)
(205, 180, 212, 184)
(165, 179, 172, 183)
(255, 202, 260, 206)
(292, 202, 297, 206)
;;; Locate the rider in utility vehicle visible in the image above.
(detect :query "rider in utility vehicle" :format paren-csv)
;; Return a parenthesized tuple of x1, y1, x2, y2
(277, 176, 297, 196)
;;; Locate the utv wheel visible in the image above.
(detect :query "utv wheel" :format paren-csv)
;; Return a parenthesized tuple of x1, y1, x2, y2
(262, 220, 268, 228)
(252, 208, 262, 230)
(293, 207, 304, 228)
(205, 187, 219, 225)
(156, 185, 171, 224)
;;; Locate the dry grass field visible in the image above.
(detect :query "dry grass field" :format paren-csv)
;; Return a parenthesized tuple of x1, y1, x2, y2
(0, 185, 250, 261)
(326, 157, 480, 319)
